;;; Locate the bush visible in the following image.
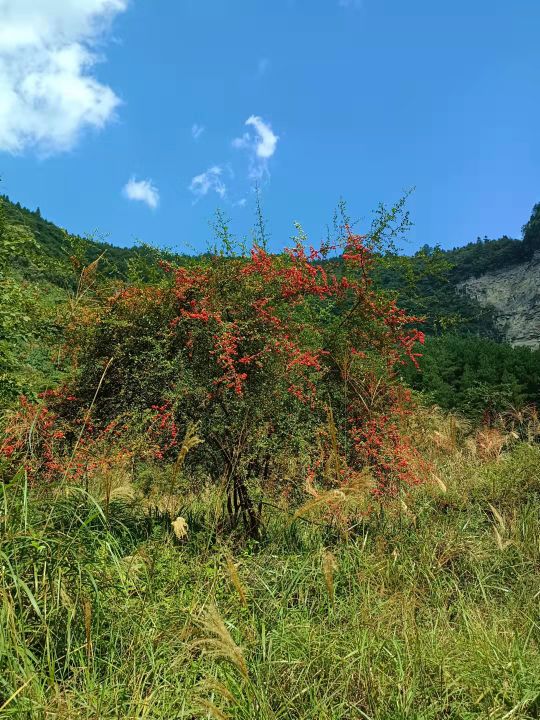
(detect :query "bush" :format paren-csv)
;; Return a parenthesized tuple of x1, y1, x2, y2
(3, 218, 428, 536)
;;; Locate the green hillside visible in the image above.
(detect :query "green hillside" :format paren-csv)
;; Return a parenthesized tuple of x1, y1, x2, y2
(2, 193, 540, 417)
(0, 193, 503, 338)
(1, 193, 137, 277)
(4, 191, 537, 311)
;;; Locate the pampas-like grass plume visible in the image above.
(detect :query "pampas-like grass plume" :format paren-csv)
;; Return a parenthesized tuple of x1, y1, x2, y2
(192, 675, 239, 719)
(173, 423, 204, 478)
(493, 525, 512, 551)
(194, 698, 230, 720)
(293, 474, 372, 522)
(224, 555, 248, 607)
(198, 677, 236, 704)
(83, 597, 92, 660)
(171, 516, 189, 540)
(489, 503, 512, 550)
(322, 549, 337, 605)
(433, 474, 447, 493)
(488, 503, 505, 531)
(192, 604, 248, 679)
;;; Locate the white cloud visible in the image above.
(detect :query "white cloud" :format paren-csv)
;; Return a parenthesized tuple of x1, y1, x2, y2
(231, 132, 250, 151)
(189, 165, 226, 201)
(0, 0, 127, 155)
(191, 123, 204, 140)
(233, 198, 247, 208)
(246, 115, 278, 159)
(123, 176, 160, 209)
(232, 115, 279, 180)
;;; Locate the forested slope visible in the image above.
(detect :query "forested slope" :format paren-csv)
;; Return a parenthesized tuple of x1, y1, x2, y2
(2, 193, 540, 417)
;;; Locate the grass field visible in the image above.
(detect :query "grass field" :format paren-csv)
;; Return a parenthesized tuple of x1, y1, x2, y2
(1, 440, 539, 719)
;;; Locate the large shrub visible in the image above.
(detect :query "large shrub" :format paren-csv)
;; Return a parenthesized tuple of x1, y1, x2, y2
(3, 218, 427, 535)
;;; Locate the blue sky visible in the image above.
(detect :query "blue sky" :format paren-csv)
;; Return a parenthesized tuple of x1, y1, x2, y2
(0, 0, 538, 254)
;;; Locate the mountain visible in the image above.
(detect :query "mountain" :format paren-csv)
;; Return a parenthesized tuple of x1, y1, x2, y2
(378, 204, 540, 347)
(4, 193, 540, 346)
(447, 204, 540, 348)
(458, 251, 540, 348)
(1, 194, 138, 277)
(3, 192, 540, 418)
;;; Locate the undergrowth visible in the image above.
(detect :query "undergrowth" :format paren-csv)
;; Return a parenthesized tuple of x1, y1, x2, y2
(1, 441, 539, 719)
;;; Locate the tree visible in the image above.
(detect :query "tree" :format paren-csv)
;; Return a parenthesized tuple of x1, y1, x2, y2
(522, 202, 540, 258)
(3, 204, 428, 536)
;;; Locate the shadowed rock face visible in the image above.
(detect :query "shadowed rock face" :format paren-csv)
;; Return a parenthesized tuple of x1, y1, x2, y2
(458, 251, 540, 348)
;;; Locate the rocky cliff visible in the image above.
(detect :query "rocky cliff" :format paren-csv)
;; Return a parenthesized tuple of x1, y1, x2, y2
(458, 251, 540, 348)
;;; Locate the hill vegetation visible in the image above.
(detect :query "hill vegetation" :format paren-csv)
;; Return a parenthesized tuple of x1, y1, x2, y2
(2, 192, 540, 414)
(1, 193, 137, 278)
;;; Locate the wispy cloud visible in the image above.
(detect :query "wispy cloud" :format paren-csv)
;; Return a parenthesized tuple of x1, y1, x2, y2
(233, 198, 247, 208)
(189, 165, 226, 201)
(338, 0, 363, 7)
(232, 115, 279, 180)
(191, 123, 205, 140)
(247, 116, 279, 159)
(0, 0, 127, 155)
(123, 176, 160, 210)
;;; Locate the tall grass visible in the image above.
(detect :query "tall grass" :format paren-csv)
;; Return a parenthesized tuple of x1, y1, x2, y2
(1, 442, 539, 718)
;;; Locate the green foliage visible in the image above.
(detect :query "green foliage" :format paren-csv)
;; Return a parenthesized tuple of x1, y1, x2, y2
(373, 199, 540, 336)
(403, 333, 540, 417)
(46, 217, 427, 538)
(0, 193, 186, 288)
(374, 244, 501, 336)
(0, 200, 37, 404)
(1, 442, 539, 718)
(0, 198, 69, 406)
(4, 190, 539, 342)
(522, 202, 540, 257)
(252, 183, 269, 250)
(443, 234, 526, 278)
